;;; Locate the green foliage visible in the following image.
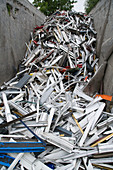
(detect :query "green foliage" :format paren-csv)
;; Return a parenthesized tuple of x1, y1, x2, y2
(85, 0, 99, 14)
(6, 3, 13, 16)
(33, 0, 77, 16)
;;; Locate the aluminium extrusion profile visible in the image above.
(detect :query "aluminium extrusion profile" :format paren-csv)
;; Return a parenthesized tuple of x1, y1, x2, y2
(40, 132, 74, 153)
(14, 74, 31, 88)
(8, 101, 29, 115)
(8, 153, 24, 170)
(32, 160, 51, 170)
(2, 92, 13, 122)
(78, 114, 94, 147)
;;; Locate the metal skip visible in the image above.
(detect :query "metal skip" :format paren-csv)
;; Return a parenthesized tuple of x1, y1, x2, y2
(0, 10, 112, 169)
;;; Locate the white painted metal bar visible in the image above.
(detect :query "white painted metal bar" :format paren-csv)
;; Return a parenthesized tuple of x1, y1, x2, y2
(40, 132, 74, 153)
(2, 92, 13, 122)
(91, 103, 105, 130)
(45, 107, 55, 132)
(8, 153, 24, 170)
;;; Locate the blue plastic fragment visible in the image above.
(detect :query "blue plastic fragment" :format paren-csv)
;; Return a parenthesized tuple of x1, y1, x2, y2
(0, 142, 45, 153)
(0, 154, 15, 167)
(46, 163, 55, 169)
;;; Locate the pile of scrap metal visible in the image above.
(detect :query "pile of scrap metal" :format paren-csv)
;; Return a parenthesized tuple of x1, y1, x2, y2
(0, 10, 113, 170)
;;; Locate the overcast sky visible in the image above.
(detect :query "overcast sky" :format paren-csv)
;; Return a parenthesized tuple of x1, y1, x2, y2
(28, 0, 86, 13)
(74, 0, 86, 12)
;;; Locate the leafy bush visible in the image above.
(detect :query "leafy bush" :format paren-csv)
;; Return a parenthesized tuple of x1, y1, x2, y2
(85, 0, 100, 14)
